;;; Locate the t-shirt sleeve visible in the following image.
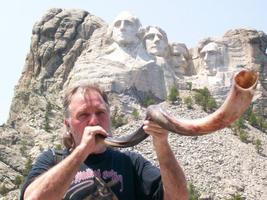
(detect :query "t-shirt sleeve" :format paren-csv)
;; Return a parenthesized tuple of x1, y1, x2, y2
(19, 149, 56, 200)
(125, 151, 164, 200)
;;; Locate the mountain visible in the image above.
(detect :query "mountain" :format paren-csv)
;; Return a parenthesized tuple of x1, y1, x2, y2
(0, 8, 266, 200)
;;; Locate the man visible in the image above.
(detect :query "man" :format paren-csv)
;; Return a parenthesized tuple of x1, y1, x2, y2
(20, 83, 189, 200)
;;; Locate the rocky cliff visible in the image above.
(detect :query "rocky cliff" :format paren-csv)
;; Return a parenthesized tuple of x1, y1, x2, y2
(0, 8, 267, 200)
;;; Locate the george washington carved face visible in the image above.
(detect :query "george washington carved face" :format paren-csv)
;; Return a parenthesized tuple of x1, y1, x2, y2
(110, 11, 141, 46)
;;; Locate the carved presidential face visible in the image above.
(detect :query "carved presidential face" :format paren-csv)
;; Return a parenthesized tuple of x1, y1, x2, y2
(111, 11, 141, 46)
(144, 27, 169, 57)
(171, 43, 189, 70)
(200, 42, 220, 69)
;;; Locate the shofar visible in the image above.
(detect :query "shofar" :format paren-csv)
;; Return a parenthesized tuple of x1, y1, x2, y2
(105, 69, 259, 147)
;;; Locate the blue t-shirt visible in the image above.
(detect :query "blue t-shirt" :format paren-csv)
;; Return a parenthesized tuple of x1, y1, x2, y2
(20, 148, 163, 200)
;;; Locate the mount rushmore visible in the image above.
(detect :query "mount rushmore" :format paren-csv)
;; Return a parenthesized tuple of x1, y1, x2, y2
(1, 8, 267, 199)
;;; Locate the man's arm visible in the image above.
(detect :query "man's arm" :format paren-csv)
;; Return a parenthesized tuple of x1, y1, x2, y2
(143, 120, 189, 200)
(23, 145, 88, 200)
(24, 125, 108, 200)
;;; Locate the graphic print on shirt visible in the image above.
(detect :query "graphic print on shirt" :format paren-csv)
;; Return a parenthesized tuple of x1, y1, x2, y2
(63, 168, 123, 200)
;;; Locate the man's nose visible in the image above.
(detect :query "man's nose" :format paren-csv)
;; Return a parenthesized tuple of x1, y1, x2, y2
(153, 35, 160, 42)
(204, 52, 208, 61)
(88, 114, 99, 126)
(119, 21, 126, 30)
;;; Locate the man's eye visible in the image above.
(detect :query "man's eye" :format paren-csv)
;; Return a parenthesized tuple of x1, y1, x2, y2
(96, 111, 105, 116)
(124, 20, 134, 26)
(145, 34, 154, 40)
(157, 34, 163, 40)
(78, 113, 88, 119)
(114, 21, 121, 27)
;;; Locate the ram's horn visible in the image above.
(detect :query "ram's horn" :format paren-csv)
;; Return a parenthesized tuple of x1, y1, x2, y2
(104, 69, 258, 147)
(104, 126, 148, 148)
(146, 69, 259, 135)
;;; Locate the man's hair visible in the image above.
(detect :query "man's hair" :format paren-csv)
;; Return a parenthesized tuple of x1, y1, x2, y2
(63, 82, 109, 118)
(62, 82, 109, 149)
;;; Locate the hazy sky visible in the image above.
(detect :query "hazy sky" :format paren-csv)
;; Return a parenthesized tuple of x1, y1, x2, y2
(0, 0, 266, 124)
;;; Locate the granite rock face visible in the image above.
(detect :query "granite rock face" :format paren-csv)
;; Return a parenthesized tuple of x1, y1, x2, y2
(0, 9, 267, 200)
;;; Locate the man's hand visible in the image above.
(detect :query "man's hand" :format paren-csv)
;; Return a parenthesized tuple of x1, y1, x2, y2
(78, 125, 108, 156)
(143, 120, 189, 200)
(143, 120, 169, 146)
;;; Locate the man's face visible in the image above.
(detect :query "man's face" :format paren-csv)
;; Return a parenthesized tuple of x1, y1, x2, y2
(65, 88, 111, 146)
(112, 14, 140, 45)
(144, 27, 168, 57)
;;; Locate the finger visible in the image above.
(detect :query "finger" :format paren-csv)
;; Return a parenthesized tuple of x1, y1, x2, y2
(143, 120, 168, 134)
(84, 126, 108, 138)
(143, 126, 167, 136)
(144, 120, 163, 129)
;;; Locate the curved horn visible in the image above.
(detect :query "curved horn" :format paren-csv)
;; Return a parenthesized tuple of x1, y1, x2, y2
(146, 69, 259, 135)
(104, 126, 148, 148)
(104, 69, 259, 147)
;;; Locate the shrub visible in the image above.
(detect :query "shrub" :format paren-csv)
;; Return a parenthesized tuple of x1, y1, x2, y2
(193, 87, 217, 112)
(55, 144, 63, 150)
(0, 184, 8, 196)
(14, 175, 23, 187)
(227, 193, 245, 200)
(20, 140, 27, 156)
(184, 96, 193, 109)
(231, 117, 246, 135)
(132, 108, 140, 120)
(254, 139, 263, 153)
(44, 102, 52, 132)
(23, 157, 33, 176)
(244, 106, 267, 132)
(238, 129, 249, 143)
(168, 86, 179, 103)
(143, 95, 156, 107)
(188, 183, 201, 200)
(111, 106, 127, 128)
(186, 82, 193, 91)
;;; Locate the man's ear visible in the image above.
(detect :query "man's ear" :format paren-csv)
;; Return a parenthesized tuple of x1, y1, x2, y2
(64, 119, 70, 129)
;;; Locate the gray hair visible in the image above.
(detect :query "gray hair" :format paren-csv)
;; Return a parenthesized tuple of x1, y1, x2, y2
(63, 82, 109, 118)
(62, 82, 109, 149)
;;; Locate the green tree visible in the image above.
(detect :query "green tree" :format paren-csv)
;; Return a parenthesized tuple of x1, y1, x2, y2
(111, 106, 127, 128)
(227, 193, 245, 200)
(44, 102, 52, 132)
(184, 96, 193, 109)
(143, 95, 156, 107)
(0, 184, 8, 196)
(186, 82, 193, 91)
(188, 183, 201, 200)
(238, 129, 249, 143)
(132, 108, 140, 120)
(23, 157, 33, 176)
(14, 175, 23, 187)
(168, 86, 179, 103)
(193, 87, 217, 112)
(254, 139, 263, 153)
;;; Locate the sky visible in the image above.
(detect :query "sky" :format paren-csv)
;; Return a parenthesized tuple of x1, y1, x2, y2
(0, 0, 266, 124)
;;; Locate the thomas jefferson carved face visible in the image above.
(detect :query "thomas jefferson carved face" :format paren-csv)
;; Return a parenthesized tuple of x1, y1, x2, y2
(144, 26, 169, 58)
(111, 11, 141, 46)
